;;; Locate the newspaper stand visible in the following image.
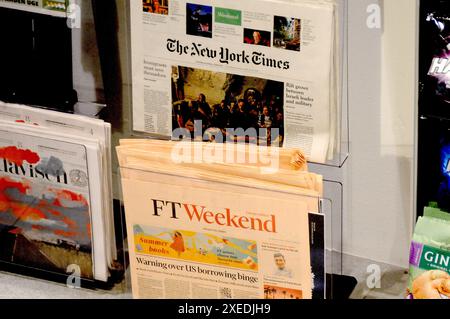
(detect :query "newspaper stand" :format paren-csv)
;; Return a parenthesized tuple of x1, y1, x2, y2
(0, 102, 128, 293)
(0, 0, 353, 298)
(119, 0, 353, 299)
(0, 107, 128, 292)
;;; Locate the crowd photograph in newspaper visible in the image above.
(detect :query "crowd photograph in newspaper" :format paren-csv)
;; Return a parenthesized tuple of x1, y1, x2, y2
(171, 65, 285, 146)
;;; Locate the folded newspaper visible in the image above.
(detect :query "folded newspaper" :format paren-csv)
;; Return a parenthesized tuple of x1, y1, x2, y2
(0, 101, 116, 283)
(130, 0, 343, 163)
(117, 139, 326, 299)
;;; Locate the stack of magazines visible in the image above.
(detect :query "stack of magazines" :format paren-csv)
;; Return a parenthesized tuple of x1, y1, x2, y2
(0, 101, 116, 283)
(130, 0, 343, 163)
(117, 139, 326, 299)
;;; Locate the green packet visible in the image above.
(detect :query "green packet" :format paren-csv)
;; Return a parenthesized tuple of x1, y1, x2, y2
(424, 206, 450, 223)
(407, 209, 450, 299)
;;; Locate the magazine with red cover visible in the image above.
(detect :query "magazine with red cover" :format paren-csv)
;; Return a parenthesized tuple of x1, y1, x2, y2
(0, 129, 95, 279)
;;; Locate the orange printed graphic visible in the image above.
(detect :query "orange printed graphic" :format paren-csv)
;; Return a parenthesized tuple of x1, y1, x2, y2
(0, 146, 40, 165)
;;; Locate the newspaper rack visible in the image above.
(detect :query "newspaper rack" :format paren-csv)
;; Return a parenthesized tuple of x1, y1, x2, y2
(117, 0, 351, 298)
(118, 0, 352, 298)
(90, 0, 352, 296)
(0, 103, 128, 293)
(0, 105, 128, 293)
(0, 0, 351, 297)
(0, 140, 127, 293)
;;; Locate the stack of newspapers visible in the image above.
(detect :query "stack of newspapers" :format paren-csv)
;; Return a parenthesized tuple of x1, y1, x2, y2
(117, 140, 326, 299)
(130, 0, 344, 163)
(0, 101, 115, 283)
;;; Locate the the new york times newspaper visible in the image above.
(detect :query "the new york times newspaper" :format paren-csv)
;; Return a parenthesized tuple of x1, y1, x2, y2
(130, 0, 335, 163)
(121, 168, 320, 299)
